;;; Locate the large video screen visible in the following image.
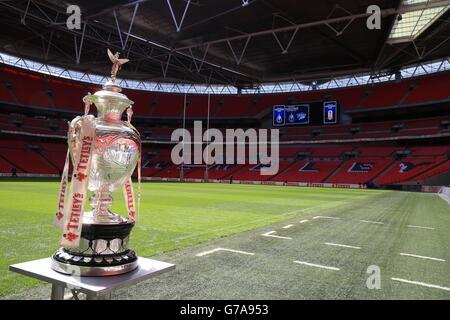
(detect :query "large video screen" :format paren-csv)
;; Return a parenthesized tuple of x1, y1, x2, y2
(273, 101, 338, 127)
(323, 101, 338, 124)
(273, 105, 309, 127)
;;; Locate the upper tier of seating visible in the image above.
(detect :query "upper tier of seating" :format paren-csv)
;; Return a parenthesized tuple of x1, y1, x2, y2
(1, 66, 449, 117)
(3, 110, 448, 144)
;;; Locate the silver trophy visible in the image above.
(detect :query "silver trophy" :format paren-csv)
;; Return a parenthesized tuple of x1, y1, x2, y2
(51, 50, 141, 276)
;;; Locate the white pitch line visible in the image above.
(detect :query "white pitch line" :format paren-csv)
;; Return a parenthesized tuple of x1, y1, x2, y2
(313, 216, 341, 220)
(282, 224, 294, 229)
(261, 231, 292, 240)
(400, 253, 445, 262)
(391, 278, 450, 292)
(324, 242, 361, 250)
(408, 225, 435, 230)
(359, 219, 384, 225)
(293, 260, 340, 271)
(196, 247, 255, 257)
(299, 219, 309, 223)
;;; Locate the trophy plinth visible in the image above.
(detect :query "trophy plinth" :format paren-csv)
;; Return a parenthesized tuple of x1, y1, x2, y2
(51, 50, 140, 277)
(51, 193, 138, 276)
(51, 223, 137, 277)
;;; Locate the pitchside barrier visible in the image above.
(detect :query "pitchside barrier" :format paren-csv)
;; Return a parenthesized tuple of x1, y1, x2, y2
(0, 173, 59, 178)
(421, 185, 443, 193)
(142, 177, 366, 189)
(3, 174, 444, 192)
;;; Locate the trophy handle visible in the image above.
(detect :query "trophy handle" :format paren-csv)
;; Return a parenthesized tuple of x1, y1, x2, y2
(83, 93, 92, 116)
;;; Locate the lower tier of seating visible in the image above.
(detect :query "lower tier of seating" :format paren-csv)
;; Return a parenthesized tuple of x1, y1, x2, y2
(1, 137, 449, 185)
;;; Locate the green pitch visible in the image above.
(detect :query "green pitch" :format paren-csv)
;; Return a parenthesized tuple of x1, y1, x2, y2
(0, 181, 449, 299)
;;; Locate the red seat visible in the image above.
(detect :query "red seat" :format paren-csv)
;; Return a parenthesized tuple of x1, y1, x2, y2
(273, 160, 341, 183)
(375, 157, 445, 185)
(361, 82, 408, 108)
(328, 158, 393, 184)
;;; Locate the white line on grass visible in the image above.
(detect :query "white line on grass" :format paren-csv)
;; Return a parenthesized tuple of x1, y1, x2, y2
(324, 242, 361, 250)
(299, 219, 309, 223)
(359, 219, 384, 225)
(282, 224, 294, 229)
(196, 248, 255, 257)
(281, 205, 323, 216)
(313, 216, 341, 220)
(293, 260, 340, 271)
(391, 278, 450, 292)
(399, 253, 445, 262)
(261, 231, 292, 240)
(408, 225, 435, 230)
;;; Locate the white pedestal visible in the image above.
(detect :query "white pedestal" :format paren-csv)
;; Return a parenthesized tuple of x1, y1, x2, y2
(9, 257, 175, 300)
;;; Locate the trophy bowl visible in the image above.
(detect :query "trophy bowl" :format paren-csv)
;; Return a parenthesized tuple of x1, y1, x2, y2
(51, 54, 141, 277)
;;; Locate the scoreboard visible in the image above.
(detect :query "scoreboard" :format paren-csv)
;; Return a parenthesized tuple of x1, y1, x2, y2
(273, 101, 339, 127)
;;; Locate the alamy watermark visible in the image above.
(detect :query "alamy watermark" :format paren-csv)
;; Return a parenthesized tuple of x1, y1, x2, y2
(64, 4, 382, 32)
(366, 265, 381, 290)
(66, 5, 81, 30)
(171, 121, 280, 176)
(367, 5, 381, 30)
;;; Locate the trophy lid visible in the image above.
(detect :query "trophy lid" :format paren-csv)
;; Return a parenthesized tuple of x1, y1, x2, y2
(90, 49, 134, 119)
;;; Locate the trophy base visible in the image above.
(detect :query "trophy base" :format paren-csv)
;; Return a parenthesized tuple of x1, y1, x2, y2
(51, 248, 138, 277)
(51, 221, 138, 277)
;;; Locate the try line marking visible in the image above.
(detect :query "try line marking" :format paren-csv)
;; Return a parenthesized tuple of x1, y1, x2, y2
(325, 242, 361, 250)
(400, 253, 445, 262)
(299, 219, 309, 223)
(391, 278, 450, 292)
(313, 216, 341, 220)
(407, 225, 435, 230)
(282, 224, 294, 229)
(293, 260, 340, 271)
(261, 231, 292, 240)
(359, 220, 384, 225)
(196, 248, 255, 257)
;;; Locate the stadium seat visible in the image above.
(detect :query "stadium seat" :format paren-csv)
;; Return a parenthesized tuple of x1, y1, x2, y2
(328, 158, 393, 184)
(375, 157, 446, 185)
(272, 160, 342, 183)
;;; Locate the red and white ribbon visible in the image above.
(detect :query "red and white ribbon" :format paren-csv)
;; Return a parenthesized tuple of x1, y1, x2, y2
(123, 177, 136, 222)
(59, 115, 96, 248)
(137, 149, 141, 222)
(122, 107, 141, 223)
(122, 148, 141, 222)
(53, 149, 70, 227)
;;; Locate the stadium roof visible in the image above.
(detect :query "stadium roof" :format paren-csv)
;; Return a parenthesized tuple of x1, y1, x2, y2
(388, 0, 449, 43)
(0, 0, 449, 88)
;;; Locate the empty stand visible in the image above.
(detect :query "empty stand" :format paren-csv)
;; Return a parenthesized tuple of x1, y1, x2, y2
(361, 82, 409, 109)
(328, 158, 393, 184)
(0, 148, 58, 174)
(230, 162, 291, 181)
(0, 67, 50, 107)
(151, 94, 184, 117)
(1, 66, 450, 185)
(375, 157, 446, 185)
(357, 146, 399, 157)
(272, 160, 342, 183)
(403, 72, 450, 104)
(412, 160, 450, 182)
